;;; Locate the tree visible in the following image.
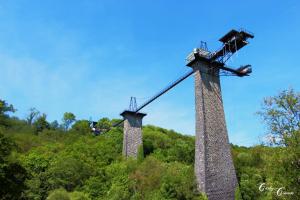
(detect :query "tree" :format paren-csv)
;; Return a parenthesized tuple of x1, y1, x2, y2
(70, 191, 90, 200)
(159, 163, 201, 200)
(26, 107, 40, 125)
(257, 88, 300, 146)
(33, 113, 50, 134)
(0, 99, 15, 127)
(47, 156, 92, 191)
(0, 132, 28, 199)
(129, 157, 165, 196)
(46, 188, 70, 200)
(71, 120, 90, 134)
(50, 120, 60, 130)
(62, 112, 76, 131)
(111, 118, 123, 126)
(96, 118, 111, 131)
(46, 189, 90, 200)
(258, 88, 300, 198)
(0, 100, 15, 116)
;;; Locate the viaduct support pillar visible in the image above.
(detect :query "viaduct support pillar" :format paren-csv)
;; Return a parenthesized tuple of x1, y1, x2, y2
(121, 110, 146, 158)
(189, 61, 237, 200)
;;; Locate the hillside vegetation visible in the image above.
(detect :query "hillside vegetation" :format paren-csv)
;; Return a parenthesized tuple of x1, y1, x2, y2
(0, 89, 299, 200)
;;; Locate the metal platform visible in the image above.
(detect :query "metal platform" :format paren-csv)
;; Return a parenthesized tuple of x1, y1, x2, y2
(186, 28, 254, 73)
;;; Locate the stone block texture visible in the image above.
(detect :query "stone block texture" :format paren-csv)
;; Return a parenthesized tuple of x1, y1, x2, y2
(191, 61, 237, 200)
(121, 111, 146, 158)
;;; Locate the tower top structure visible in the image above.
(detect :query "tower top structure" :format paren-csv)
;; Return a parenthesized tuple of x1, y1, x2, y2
(186, 29, 254, 76)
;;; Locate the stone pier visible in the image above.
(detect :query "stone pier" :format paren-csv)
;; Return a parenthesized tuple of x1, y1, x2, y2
(121, 110, 146, 158)
(189, 61, 237, 200)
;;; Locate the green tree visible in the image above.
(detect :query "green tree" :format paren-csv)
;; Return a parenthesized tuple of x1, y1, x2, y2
(62, 112, 76, 131)
(33, 113, 50, 134)
(83, 175, 109, 199)
(71, 120, 90, 134)
(137, 145, 144, 163)
(104, 161, 136, 200)
(129, 157, 165, 197)
(160, 163, 200, 200)
(165, 138, 194, 163)
(239, 172, 263, 200)
(111, 118, 123, 126)
(70, 191, 90, 200)
(96, 118, 111, 131)
(47, 188, 70, 200)
(258, 88, 300, 198)
(22, 143, 65, 199)
(46, 189, 90, 200)
(26, 107, 40, 125)
(50, 120, 60, 130)
(47, 155, 92, 191)
(257, 88, 300, 146)
(0, 99, 15, 128)
(0, 132, 28, 200)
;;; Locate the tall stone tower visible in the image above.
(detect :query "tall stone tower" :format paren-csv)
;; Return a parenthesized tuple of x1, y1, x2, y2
(116, 28, 253, 198)
(188, 61, 237, 199)
(185, 29, 254, 199)
(121, 110, 146, 158)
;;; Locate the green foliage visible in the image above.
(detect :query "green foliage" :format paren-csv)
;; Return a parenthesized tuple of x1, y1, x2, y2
(70, 191, 91, 200)
(143, 125, 194, 163)
(0, 99, 15, 128)
(82, 175, 109, 199)
(137, 145, 144, 163)
(111, 118, 123, 127)
(97, 117, 112, 130)
(0, 100, 15, 115)
(257, 89, 300, 199)
(235, 186, 242, 200)
(26, 107, 40, 125)
(103, 160, 136, 200)
(0, 131, 15, 160)
(50, 120, 60, 130)
(33, 113, 50, 134)
(257, 88, 300, 146)
(129, 157, 203, 199)
(22, 149, 52, 173)
(71, 120, 90, 134)
(239, 173, 263, 200)
(0, 132, 27, 200)
(62, 112, 76, 131)
(159, 163, 198, 200)
(47, 155, 93, 191)
(46, 188, 91, 200)
(47, 188, 70, 200)
(130, 156, 165, 196)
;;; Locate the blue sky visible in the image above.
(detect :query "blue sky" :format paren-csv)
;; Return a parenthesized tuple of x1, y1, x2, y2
(1, 0, 300, 146)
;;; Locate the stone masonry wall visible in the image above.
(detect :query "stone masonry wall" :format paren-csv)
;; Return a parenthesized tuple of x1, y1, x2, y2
(122, 111, 145, 158)
(192, 61, 237, 200)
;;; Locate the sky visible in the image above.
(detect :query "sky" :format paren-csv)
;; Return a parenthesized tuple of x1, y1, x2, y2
(0, 0, 300, 146)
